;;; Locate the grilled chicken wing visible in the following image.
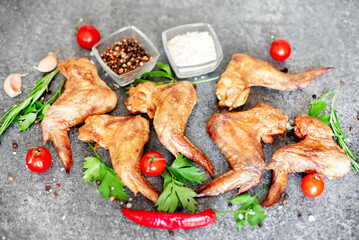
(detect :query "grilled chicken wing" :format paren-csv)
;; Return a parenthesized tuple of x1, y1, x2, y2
(216, 54, 333, 110)
(78, 115, 159, 203)
(41, 58, 117, 173)
(125, 81, 214, 177)
(196, 103, 288, 197)
(261, 114, 351, 208)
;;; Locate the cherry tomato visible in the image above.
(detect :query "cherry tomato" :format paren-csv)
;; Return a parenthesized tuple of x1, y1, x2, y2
(76, 25, 101, 49)
(140, 152, 166, 177)
(301, 174, 325, 198)
(270, 39, 291, 61)
(26, 147, 52, 173)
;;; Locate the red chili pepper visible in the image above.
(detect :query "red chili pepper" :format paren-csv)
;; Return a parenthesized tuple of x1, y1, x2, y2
(121, 208, 216, 230)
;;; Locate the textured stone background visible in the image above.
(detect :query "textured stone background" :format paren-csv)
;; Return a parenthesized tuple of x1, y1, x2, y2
(0, 0, 358, 239)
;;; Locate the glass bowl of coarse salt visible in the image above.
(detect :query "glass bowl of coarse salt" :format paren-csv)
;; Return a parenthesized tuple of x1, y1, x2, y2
(162, 23, 223, 79)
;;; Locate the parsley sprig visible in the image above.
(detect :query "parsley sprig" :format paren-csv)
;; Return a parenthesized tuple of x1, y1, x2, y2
(216, 186, 268, 229)
(155, 154, 205, 213)
(308, 91, 359, 173)
(83, 142, 127, 201)
(126, 62, 219, 94)
(0, 69, 60, 136)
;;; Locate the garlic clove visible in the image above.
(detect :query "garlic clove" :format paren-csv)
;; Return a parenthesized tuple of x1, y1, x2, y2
(4, 73, 22, 98)
(34, 52, 58, 72)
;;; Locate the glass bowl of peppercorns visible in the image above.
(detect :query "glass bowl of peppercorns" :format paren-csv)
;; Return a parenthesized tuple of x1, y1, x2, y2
(92, 26, 160, 87)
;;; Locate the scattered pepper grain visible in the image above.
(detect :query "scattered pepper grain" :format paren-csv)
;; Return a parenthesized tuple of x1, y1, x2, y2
(12, 142, 18, 148)
(168, 230, 174, 236)
(281, 68, 288, 73)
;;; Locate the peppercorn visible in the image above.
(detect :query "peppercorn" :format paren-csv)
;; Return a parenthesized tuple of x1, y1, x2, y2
(101, 38, 152, 76)
(12, 142, 18, 148)
(45, 185, 51, 190)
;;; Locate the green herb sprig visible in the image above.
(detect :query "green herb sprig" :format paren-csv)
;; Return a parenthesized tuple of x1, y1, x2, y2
(83, 142, 127, 200)
(308, 90, 359, 173)
(155, 154, 205, 213)
(0, 69, 60, 136)
(216, 186, 268, 229)
(18, 80, 65, 131)
(126, 62, 219, 94)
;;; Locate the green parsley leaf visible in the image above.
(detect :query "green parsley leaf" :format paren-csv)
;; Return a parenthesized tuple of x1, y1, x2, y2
(83, 157, 106, 183)
(15, 79, 65, 132)
(83, 143, 127, 201)
(18, 112, 37, 131)
(156, 62, 173, 77)
(216, 186, 268, 229)
(175, 184, 197, 213)
(167, 153, 205, 185)
(155, 154, 202, 213)
(155, 179, 197, 213)
(308, 100, 327, 117)
(155, 181, 179, 213)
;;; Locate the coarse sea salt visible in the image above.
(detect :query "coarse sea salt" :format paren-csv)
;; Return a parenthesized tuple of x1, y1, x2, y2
(168, 31, 216, 66)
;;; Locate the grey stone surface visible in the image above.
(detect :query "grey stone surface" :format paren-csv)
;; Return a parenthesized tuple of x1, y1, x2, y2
(0, 0, 359, 239)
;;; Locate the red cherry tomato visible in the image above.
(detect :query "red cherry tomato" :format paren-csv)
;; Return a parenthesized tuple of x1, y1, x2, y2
(301, 174, 325, 198)
(26, 147, 52, 173)
(270, 39, 291, 61)
(140, 152, 166, 177)
(76, 25, 101, 49)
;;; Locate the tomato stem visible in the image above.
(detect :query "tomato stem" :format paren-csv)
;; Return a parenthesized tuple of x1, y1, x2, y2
(145, 154, 165, 172)
(28, 147, 41, 164)
(74, 18, 83, 34)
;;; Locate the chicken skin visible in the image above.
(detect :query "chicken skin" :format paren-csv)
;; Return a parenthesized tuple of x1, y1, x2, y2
(261, 114, 351, 208)
(196, 103, 288, 197)
(216, 54, 333, 110)
(78, 115, 159, 203)
(41, 58, 117, 173)
(125, 81, 214, 177)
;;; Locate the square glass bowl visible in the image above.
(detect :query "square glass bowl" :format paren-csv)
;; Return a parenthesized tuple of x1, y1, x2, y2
(92, 26, 160, 86)
(162, 23, 223, 79)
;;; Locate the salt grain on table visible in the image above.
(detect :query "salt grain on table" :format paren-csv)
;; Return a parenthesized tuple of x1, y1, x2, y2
(308, 215, 315, 222)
